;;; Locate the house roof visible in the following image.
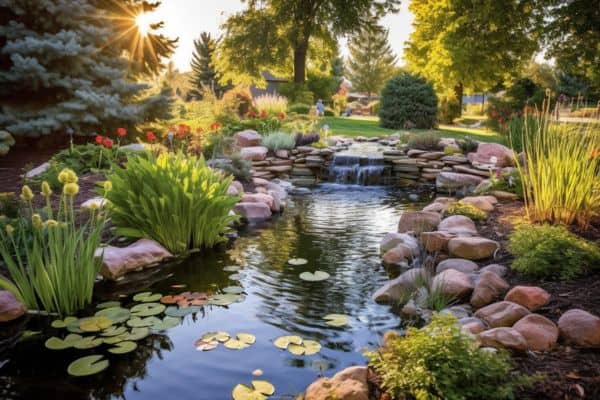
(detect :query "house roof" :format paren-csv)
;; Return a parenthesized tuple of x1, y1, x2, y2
(262, 71, 288, 82)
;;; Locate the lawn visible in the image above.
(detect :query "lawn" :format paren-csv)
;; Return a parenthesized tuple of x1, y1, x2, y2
(320, 116, 504, 143)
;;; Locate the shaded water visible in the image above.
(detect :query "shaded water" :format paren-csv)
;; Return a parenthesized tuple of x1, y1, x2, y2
(0, 185, 431, 400)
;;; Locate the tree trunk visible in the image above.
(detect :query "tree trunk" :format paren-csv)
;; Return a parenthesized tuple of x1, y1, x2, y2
(454, 82, 464, 115)
(481, 93, 485, 114)
(293, 45, 307, 84)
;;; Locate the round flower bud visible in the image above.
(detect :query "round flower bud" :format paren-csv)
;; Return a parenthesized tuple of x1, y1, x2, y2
(63, 182, 80, 197)
(32, 214, 42, 228)
(41, 181, 52, 197)
(58, 168, 78, 184)
(103, 181, 113, 192)
(5, 224, 14, 235)
(20, 185, 34, 202)
(45, 219, 59, 228)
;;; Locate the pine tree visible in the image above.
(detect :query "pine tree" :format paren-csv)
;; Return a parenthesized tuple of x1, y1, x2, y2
(0, 0, 174, 137)
(347, 23, 398, 100)
(190, 32, 228, 99)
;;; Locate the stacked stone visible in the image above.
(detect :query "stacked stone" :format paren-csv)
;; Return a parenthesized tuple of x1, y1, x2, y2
(289, 146, 334, 185)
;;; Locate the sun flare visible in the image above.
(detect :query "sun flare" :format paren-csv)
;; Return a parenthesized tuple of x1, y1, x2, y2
(135, 12, 152, 36)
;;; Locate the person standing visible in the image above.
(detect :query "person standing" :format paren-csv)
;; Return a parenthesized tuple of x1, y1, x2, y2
(316, 99, 325, 116)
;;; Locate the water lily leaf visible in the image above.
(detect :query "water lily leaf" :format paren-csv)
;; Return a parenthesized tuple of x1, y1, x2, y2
(208, 294, 241, 306)
(223, 265, 241, 272)
(302, 340, 321, 355)
(51, 316, 78, 329)
(252, 380, 275, 396)
(164, 305, 201, 317)
(287, 343, 305, 355)
(202, 331, 230, 342)
(150, 316, 181, 330)
(224, 339, 250, 350)
(299, 271, 330, 281)
(273, 335, 303, 349)
(108, 341, 137, 354)
(101, 326, 128, 337)
(222, 286, 244, 295)
(95, 307, 131, 324)
(195, 340, 218, 351)
(288, 258, 308, 266)
(231, 384, 267, 400)
(67, 355, 109, 377)
(160, 295, 179, 304)
(323, 314, 350, 327)
(66, 320, 84, 333)
(126, 316, 160, 328)
(133, 292, 162, 302)
(102, 333, 129, 344)
(45, 334, 82, 350)
(96, 301, 121, 309)
(130, 303, 166, 317)
(228, 273, 241, 280)
(73, 336, 103, 349)
(79, 316, 113, 332)
(236, 333, 256, 345)
(125, 327, 150, 341)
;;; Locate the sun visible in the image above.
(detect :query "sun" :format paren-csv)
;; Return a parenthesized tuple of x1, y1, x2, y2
(135, 12, 153, 36)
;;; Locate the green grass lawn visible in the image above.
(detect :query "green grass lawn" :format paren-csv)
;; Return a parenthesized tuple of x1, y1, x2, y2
(320, 116, 504, 143)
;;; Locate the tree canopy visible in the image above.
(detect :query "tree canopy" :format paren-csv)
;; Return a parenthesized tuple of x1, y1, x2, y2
(189, 32, 229, 99)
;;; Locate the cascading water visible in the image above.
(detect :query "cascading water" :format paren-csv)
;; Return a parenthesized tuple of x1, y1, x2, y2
(329, 154, 388, 185)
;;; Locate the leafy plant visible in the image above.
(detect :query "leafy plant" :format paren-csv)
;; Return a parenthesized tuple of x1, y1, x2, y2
(437, 96, 461, 124)
(367, 314, 533, 400)
(407, 132, 441, 150)
(254, 94, 288, 115)
(262, 131, 296, 151)
(0, 192, 19, 218)
(457, 136, 479, 153)
(445, 201, 487, 221)
(288, 103, 312, 115)
(105, 152, 239, 254)
(0, 130, 15, 156)
(0, 170, 107, 315)
(209, 153, 252, 182)
(509, 224, 600, 280)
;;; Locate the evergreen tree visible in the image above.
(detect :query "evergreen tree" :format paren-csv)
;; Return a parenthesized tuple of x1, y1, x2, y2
(0, 0, 174, 137)
(347, 23, 397, 99)
(189, 32, 228, 98)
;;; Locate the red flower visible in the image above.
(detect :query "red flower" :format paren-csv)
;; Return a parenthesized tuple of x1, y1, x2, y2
(590, 148, 600, 160)
(196, 127, 204, 134)
(117, 127, 127, 137)
(259, 110, 268, 118)
(247, 110, 257, 118)
(95, 135, 104, 144)
(210, 122, 222, 131)
(102, 138, 113, 148)
(277, 112, 286, 120)
(146, 131, 156, 142)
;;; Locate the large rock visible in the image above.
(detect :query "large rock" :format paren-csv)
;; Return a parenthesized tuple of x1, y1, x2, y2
(461, 196, 497, 212)
(233, 202, 272, 221)
(397, 211, 441, 233)
(227, 181, 244, 196)
(479, 264, 508, 278)
(436, 172, 484, 192)
(234, 129, 262, 147)
(420, 231, 455, 252)
(504, 286, 550, 311)
(432, 269, 474, 300)
(373, 268, 427, 303)
(474, 301, 530, 328)
(478, 327, 528, 351)
(240, 146, 268, 161)
(305, 366, 368, 400)
(24, 162, 50, 178)
(241, 193, 277, 212)
(459, 317, 487, 334)
(436, 258, 479, 274)
(97, 239, 173, 280)
(380, 232, 419, 255)
(467, 143, 514, 167)
(558, 309, 600, 347)
(438, 215, 478, 236)
(448, 237, 499, 260)
(382, 244, 414, 267)
(513, 314, 559, 351)
(0, 290, 26, 322)
(470, 271, 510, 308)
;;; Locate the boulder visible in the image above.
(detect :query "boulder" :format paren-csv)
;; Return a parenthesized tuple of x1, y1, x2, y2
(432, 269, 474, 300)
(24, 162, 50, 179)
(459, 317, 487, 334)
(422, 202, 448, 213)
(234, 129, 262, 147)
(467, 143, 514, 167)
(420, 231, 455, 252)
(81, 197, 106, 210)
(470, 271, 510, 308)
(305, 366, 368, 400)
(489, 190, 519, 201)
(436, 172, 484, 192)
(504, 286, 550, 311)
(275, 149, 290, 159)
(241, 193, 277, 212)
(397, 211, 441, 233)
(227, 181, 243, 196)
(558, 309, 600, 347)
(240, 146, 268, 161)
(97, 239, 172, 280)
(233, 202, 272, 221)
(0, 290, 26, 322)
(478, 327, 528, 351)
(513, 314, 559, 351)
(474, 301, 530, 328)
(479, 264, 508, 278)
(436, 258, 479, 274)
(373, 268, 427, 303)
(448, 237, 499, 260)
(382, 244, 413, 266)
(267, 190, 282, 212)
(438, 215, 478, 236)
(460, 196, 497, 212)
(380, 232, 419, 255)
(440, 304, 472, 319)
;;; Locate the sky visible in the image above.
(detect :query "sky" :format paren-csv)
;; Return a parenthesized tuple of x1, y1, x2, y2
(149, 0, 414, 72)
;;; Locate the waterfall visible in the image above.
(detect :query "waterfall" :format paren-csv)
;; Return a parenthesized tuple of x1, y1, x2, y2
(329, 154, 388, 185)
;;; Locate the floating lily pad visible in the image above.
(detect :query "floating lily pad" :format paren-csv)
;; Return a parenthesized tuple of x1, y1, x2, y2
(164, 305, 201, 318)
(160, 295, 179, 304)
(299, 271, 330, 282)
(252, 380, 275, 396)
(150, 316, 181, 330)
(51, 316, 78, 329)
(67, 355, 109, 377)
(125, 327, 150, 341)
(224, 339, 250, 350)
(73, 336, 103, 349)
(323, 314, 350, 327)
(201, 331, 230, 342)
(287, 343, 305, 355)
(302, 340, 322, 355)
(102, 333, 129, 344)
(130, 303, 166, 317)
(195, 340, 218, 351)
(79, 316, 113, 332)
(101, 326, 128, 337)
(228, 273, 242, 280)
(223, 265, 241, 272)
(237, 333, 256, 345)
(45, 334, 82, 350)
(208, 294, 242, 306)
(288, 258, 308, 266)
(95, 307, 131, 324)
(96, 301, 120, 309)
(133, 292, 162, 302)
(273, 335, 303, 349)
(232, 380, 275, 400)
(126, 316, 160, 328)
(222, 286, 244, 295)
(108, 341, 137, 354)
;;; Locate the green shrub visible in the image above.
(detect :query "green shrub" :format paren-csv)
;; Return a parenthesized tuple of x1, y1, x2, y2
(379, 72, 438, 129)
(262, 131, 296, 151)
(457, 136, 479, 154)
(279, 82, 314, 105)
(407, 132, 441, 150)
(288, 103, 312, 115)
(438, 96, 461, 124)
(367, 314, 531, 400)
(509, 224, 600, 280)
(106, 152, 239, 254)
(209, 154, 252, 182)
(0, 170, 107, 315)
(323, 107, 335, 116)
(445, 201, 487, 221)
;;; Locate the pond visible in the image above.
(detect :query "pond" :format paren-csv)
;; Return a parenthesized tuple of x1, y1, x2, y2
(0, 184, 432, 400)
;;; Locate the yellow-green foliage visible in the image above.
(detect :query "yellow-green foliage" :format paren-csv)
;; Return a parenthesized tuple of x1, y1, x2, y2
(367, 314, 531, 400)
(445, 201, 487, 220)
(106, 152, 239, 254)
(254, 94, 288, 115)
(262, 131, 296, 151)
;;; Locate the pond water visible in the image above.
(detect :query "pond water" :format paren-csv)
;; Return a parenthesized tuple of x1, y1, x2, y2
(0, 184, 432, 400)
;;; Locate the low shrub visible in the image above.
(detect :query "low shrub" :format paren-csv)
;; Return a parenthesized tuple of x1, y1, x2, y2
(105, 152, 239, 254)
(457, 136, 479, 154)
(509, 224, 600, 280)
(288, 103, 312, 115)
(483, 170, 523, 198)
(262, 131, 296, 151)
(367, 314, 532, 400)
(407, 132, 441, 150)
(438, 96, 461, 124)
(445, 201, 487, 221)
(209, 154, 252, 182)
(295, 132, 320, 147)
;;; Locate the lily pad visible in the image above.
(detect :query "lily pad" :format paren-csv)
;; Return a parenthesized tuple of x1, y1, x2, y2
(102, 333, 129, 344)
(108, 341, 137, 354)
(101, 326, 128, 337)
(223, 265, 241, 272)
(150, 316, 181, 330)
(160, 295, 179, 304)
(51, 316, 78, 329)
(67, 355, 109, 377)
(95, 307, 131, 324)
(45, 334, 82, 350)
(287, 343, 305, 355)
(224, 339, 250, 350)
(195, 340, 218, 351)
(125, 327, 150, 341)
(130, 303, 166, 317)
(79, 316, 113, 332)
(202, 331, 230, 342)
(302, 340, 322, 355)
(96, 301, 121, 309)
(252, 380, 275, 396)
(299, 271, 330, 282)
(236, 333, 256, 345)
(323, 314, 350, 327)
(133, 292, 162, 302)
(208, 294, 242, 306)
(228, 273, 242, 280)
(222, 286, 244, 295)
(164, 305, 201, 317)
(232, 384, 266, 400)
(273, 335, 303, 349)
(288, 258, 308, 266)
(73, 336, 103, 349)
(126, 316, 160, 328)
(66, 320, 84, 333)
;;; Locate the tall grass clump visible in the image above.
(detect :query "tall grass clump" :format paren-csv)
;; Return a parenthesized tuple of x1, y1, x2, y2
(0, 170, 108, 316)
(262, 131, 296, 151)
(106, 152, 239, 254)
(514, 104, 600, 228)
(254, 94, 288, 115)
